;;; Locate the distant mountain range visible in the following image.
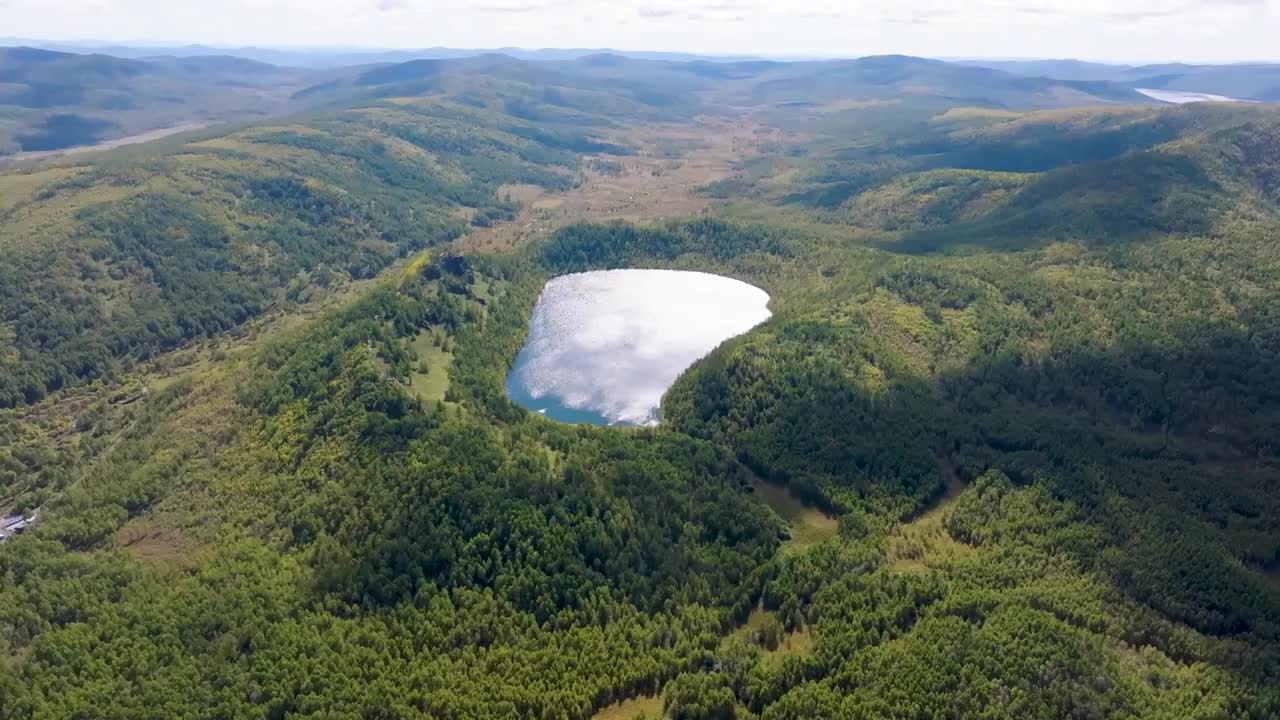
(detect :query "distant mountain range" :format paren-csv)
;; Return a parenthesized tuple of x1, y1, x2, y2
(0, 39, 768, 68)
(0, 46, 326, 158)
(9, 41, 1279, 161)
(960, 59, 1280, 102)
(5, 40, 1277, 100)
(290, 52, 1159, 121)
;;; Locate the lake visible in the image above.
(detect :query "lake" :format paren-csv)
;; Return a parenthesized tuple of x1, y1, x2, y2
(1136, 88, 1247, 104)
(505, 269, 771, 426)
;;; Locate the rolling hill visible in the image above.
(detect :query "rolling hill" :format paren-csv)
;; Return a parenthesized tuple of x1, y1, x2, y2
(0, 47, 1278, 720)
(0, 86, 647, 409)
(713, 55, 1150, 110)
(0, 46, 319, 158)
(0, 48, 1164, 163)
(247, 53, 1154, 120)
(969, 58, 1280, 102)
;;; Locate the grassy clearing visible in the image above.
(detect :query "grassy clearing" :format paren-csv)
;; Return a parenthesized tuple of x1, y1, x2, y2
(767, 625, 814, 660)
(120, 534, 187, 566)
(0, 167, 83, 213)
(453, 119, 776, 254)
(745, 607, 814, 659)
(114, 523, 200, 568)
(722, 606, 775, 646)
(409, 329, 454, 404)
(591, 694, 662, 720)
(752, 478, 839, 554)
(723, 607, 815, 664)
(887, 466, 975, 573)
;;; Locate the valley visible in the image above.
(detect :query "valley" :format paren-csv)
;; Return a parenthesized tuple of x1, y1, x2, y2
(452, 118, 776, 254)
(0, 121, 209, 168)
(0, 47, 1278, 720)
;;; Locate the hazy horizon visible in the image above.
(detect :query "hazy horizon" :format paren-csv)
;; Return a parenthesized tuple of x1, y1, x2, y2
(3, 0, 1279, 64)
(4, 36, 1278, 68)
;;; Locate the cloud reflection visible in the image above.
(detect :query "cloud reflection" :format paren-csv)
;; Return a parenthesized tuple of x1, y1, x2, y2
(508, 270, 771, 425)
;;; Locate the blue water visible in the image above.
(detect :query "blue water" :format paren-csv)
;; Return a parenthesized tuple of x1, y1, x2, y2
(505, 356, 615, 426)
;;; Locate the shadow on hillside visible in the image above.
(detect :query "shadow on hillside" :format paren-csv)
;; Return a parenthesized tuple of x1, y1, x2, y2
(892, 152, 1222, 253)
(664, 291, 1280, 659)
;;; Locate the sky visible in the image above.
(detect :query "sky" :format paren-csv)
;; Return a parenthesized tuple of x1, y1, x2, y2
(3, 0, 1280, 63)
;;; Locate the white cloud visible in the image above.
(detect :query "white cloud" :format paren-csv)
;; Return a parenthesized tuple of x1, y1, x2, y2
(0, 0, 1277, 62)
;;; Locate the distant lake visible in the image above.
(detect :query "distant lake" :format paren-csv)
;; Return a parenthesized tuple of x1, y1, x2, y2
(1136, 88, 1247, 104)
(505, 270, 771, 426)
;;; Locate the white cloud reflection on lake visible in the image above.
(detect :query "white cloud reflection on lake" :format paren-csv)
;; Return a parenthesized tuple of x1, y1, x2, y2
(506, 270, 771, 426)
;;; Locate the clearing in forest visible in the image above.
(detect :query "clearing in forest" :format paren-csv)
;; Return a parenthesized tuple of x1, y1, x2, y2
(409, 329, 454, 404)
(453, 119, 783, 254)
(591, 694, 662, 720)
(726, 607, 815, 661)
(887, 465, 975, 573)
(752, 478, 839, 554)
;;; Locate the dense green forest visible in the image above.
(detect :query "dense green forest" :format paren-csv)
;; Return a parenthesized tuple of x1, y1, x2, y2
(0, 96, 613, 409)
(1, 52, 1279, 719)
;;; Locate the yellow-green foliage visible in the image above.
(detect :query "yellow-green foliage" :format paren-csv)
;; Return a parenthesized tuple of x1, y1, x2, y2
(591, 695, 663, 720)
(408, 328, 455, 404)
(0, 95, 586, 409)
(887, 476, 976, 573)
(753, 479, 839, 555)
(845, 168, 1030, 231)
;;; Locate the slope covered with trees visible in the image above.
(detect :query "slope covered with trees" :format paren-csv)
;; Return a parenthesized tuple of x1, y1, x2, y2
(0, 52, 1278, 719)
(0, 47, 322, 157)
(0, 92, 633, 408)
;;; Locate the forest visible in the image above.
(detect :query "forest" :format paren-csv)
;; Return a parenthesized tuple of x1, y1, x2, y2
(0, 96, 598, 409)
(0, 51, 1278, 720)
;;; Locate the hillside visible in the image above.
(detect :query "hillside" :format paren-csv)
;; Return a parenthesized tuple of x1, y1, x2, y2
(0, 85, 658, 410)
(0, 47, 318, 158)
(0, 50, 1278, 720)
(294, 53, 1154, 118)
(969, 58, 1280, 102)
(716, 55, 1150, 110)
(0, 48, 1161, 163)
(294, 54, 707, 122)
